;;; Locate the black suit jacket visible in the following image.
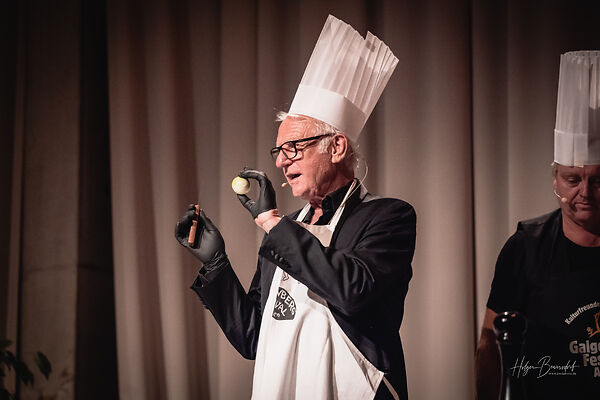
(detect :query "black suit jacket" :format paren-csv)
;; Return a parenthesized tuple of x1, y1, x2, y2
(192, 183, 416, 399)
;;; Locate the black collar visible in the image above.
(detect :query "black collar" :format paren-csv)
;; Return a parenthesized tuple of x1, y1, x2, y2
(302, 179, 363, 225)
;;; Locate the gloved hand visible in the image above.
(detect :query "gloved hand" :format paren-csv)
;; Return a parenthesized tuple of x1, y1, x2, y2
(236, 168, 277, 219)
(174, 205, 225, 264)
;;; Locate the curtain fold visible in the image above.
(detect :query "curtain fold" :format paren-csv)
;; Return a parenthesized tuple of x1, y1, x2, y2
(3, 0, 600, 399)
(108, 1, 479, 398)
(104, 0, 600, 398)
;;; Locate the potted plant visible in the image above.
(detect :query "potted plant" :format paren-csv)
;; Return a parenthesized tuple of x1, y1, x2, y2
(0, 339, 51, 400)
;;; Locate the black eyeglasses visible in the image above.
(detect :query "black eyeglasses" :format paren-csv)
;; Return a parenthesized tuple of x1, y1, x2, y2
(270, 134, 332, 161)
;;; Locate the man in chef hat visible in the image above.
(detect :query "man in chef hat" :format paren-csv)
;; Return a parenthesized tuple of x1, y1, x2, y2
(176, 15, 416, 400)
(476, 51, 600, 399)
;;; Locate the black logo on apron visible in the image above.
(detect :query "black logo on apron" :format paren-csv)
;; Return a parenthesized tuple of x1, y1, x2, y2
(272, 287, 296, 320)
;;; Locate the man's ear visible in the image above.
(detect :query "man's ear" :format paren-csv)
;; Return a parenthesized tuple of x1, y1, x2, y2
(330, 134, 348, 164)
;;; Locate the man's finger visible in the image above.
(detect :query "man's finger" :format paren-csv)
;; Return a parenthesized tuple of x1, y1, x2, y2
(239, 169, 268, 184)
(198, 209, 218, 232)
(175, 208, 197, 239)
(236, 194, 254, 209)
(174, 221, 187, 244)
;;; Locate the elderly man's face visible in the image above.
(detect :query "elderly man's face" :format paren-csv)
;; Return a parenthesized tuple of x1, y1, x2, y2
(554, 164, 600, 231)
(274, 117, 336, 201)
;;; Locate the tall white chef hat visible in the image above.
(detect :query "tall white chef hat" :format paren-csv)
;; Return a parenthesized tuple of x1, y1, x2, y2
(288, 15, 399, 142)
(554, 50, 600, 166)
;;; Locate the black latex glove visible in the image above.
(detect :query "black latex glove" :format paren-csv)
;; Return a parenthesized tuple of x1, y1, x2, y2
(236, 168, 277, 219)
(174, 205, 225, 264)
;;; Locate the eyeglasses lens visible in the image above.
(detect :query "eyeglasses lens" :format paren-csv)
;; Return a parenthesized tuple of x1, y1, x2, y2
(271, 142, 298, 161)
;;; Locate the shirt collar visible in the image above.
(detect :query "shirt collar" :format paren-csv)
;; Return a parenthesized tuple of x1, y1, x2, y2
(314, 179, 364, 225)
(322, 180, 354, 214)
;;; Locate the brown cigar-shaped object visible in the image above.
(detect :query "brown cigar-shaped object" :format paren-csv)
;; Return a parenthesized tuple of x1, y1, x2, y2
(187, 205, 200, 245)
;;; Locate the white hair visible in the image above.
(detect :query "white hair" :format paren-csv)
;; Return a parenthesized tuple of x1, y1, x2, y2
(275, 111, 361, 170)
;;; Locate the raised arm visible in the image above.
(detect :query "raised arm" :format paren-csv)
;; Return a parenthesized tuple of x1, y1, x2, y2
(259, 199, 416, 316)
(175, 205, 263, 359)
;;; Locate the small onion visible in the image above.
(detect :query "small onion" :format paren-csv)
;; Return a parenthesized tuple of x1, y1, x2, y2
(231, 176, 250, 195)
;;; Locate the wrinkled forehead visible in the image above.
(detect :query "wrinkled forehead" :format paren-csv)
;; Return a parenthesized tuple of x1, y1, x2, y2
(276, 116, 317, 146)
(555, 163, 600, 176)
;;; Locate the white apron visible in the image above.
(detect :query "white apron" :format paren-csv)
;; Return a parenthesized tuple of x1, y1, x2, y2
(251, 182, 397, 400)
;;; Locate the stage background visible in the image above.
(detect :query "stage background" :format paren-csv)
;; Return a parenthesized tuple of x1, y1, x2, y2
(2, 0, 599, 398)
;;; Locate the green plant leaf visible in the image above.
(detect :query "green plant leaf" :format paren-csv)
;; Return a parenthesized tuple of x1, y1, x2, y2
(0, 350, 7, 367)
(0, 387, 13, 400)
(4, 351, 17, 370)
(0, 339, 11, 349)
(13, 359, 34, 386)
(34, 352, 51, 380)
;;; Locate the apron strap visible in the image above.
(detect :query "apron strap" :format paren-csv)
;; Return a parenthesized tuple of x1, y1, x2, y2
(382, 376, 400, 400)
(296, 179, 367, 224)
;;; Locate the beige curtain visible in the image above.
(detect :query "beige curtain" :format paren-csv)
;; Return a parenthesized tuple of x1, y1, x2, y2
(3, 0, 599, 399)
(106, 0, 600, 399)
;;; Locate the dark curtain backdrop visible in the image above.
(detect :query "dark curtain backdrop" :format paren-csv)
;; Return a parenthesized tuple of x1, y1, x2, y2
(2, 0, 600, 399)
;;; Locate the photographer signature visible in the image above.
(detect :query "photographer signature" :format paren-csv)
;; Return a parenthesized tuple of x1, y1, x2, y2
(510, 356, 578, 378)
